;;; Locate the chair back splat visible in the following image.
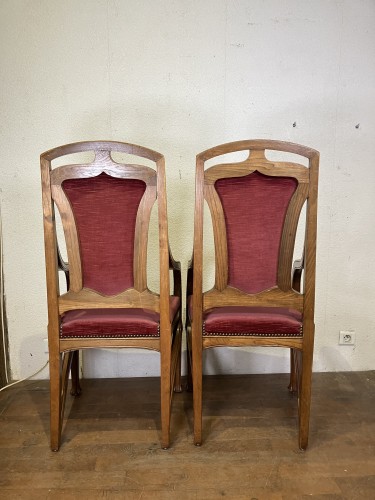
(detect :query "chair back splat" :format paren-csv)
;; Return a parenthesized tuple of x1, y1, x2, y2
(186, 140, 319, 450)
(41, 141, 182, 451)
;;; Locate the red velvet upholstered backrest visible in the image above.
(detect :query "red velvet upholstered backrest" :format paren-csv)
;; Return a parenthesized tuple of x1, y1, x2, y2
(62, 173, 146, 295)
(215, 172, 297, 294)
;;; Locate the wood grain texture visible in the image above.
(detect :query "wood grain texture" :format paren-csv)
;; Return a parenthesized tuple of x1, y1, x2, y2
(277, 183, 309, 291)
(58, 288, 161, 314)
(191, 157, 205, 445)
(40, 141, 182, 451)
(189, 140, 319, 449)
(199, 139, 319, 161)
(203, 286, 304, 311)
(204, 185, 228, 290)
(60, 337, 161, 351)
(202, 336, 303, 349)
(1, 372, 374, 499)
(42, 140, 163, 162)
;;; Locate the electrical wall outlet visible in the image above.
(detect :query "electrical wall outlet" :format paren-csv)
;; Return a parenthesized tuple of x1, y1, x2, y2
(339, 331, 356, 345)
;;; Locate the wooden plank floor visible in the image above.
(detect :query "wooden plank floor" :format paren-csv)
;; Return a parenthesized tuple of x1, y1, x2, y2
(1, 371, 374, 499)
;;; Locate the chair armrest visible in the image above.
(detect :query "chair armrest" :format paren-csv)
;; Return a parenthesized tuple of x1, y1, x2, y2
(186, 254, 193, 298)
(57, 246, 70, 290)
(57, 248, 69, 273)
(292, 253, 304, 293)
(184, 254, 194, 326)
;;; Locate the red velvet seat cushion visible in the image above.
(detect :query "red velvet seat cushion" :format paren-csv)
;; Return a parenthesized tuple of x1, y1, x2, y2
(199, 305, 302, 337)
(60, 296, 180, 338)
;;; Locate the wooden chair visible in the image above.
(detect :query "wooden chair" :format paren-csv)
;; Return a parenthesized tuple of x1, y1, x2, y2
(186, 140, 319, 450)
(41, 141, 182, 451)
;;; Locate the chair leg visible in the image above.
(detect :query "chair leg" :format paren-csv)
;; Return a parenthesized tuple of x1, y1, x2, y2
(298, 350, 313, 450)
(192, 325, 203, 446)
(70, 350, 82, 396)
(50, 351, 74, 451)
(49, 351, 62, 452)
(173, 323, 183, 393)
(61, 352, 73, 414)
(185, 324, 193, 392)
(160, 343, 172, 449)
(288, 348, 298, 393)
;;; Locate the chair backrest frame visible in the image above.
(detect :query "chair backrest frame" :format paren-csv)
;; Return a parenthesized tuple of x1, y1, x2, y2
(193, 140, 319, 330)
(41, 142, 171, 329)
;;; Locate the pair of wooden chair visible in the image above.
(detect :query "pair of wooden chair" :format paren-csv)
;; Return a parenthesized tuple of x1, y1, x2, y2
(41, 139, 319, 451)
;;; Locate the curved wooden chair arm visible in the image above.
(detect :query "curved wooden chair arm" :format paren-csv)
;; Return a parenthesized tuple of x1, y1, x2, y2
(186, 254, 194, 298)
(187, 255, 193, 270)
(57, 246, 70, 290)
(57, 248, 69, 274)
(292, 252, 304, 293)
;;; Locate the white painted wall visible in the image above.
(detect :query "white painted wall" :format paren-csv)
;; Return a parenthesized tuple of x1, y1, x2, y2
(1, 0, 374, 379)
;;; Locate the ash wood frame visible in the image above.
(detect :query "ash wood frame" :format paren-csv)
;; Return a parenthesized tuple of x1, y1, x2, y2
(41, 141, 182, 451)
(186, 140, 319, 450)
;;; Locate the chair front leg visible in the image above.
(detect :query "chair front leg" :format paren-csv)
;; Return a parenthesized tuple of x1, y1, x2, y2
(185, 323, 193, 391)
(160, 335, 172, 449)
(298, 349, 313, 450)
(49, 351, 63, 452)
(50, 351, 74, 451)
(173, 321, 183, 393)
(192, 322, 203, 446)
